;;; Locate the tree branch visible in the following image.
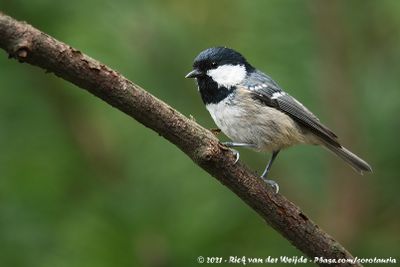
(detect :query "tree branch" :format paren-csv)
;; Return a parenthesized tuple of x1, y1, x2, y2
(0, 12, 361, 267)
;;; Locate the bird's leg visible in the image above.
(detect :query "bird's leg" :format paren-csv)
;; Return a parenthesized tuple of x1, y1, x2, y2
(221, 142, 257, 164)
(261, 150, 280, 178)
(261, 150, 280, 193)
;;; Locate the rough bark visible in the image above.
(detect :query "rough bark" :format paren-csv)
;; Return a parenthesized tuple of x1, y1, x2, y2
(0, 12, 361, 266)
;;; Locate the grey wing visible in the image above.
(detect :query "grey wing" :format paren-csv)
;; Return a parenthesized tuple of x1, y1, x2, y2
(241, 70, 281, 90)
(242, 70, 340, 147)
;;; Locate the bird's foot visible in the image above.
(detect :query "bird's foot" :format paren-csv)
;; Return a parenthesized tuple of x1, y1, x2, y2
(262, 178, 279, 194)
(218, 142, 240, 164)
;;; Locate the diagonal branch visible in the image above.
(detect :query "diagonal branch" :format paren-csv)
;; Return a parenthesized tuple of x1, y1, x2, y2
(0, 12, 361, 267)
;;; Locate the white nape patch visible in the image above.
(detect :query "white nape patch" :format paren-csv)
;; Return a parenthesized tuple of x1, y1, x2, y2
(271, 91, 285, 99)
(207, 64, 246, 88)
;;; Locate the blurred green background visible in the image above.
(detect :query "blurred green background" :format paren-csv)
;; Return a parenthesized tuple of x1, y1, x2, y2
(1, 0, 399, 266)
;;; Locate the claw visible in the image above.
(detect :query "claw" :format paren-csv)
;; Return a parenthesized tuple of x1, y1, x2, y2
(262, 178, 279, 194)
(231, 148, 240, 164)
(232, 149, 240, 165)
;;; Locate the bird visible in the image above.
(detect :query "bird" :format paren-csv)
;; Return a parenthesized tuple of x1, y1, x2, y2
(185, 47, 372, 193)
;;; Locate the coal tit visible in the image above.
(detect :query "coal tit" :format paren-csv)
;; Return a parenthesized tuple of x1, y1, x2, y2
(186, 47, 372, 192)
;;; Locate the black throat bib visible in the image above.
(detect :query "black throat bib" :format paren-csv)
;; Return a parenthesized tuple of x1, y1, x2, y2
(197, 77, 232, 105)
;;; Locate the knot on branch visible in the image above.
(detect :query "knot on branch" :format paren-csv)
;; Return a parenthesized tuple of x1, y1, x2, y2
(14, 46, 30, 61)
(197, 146, 215, 162)
(195, 141, 221, 165)
(9, 39, 32, 62)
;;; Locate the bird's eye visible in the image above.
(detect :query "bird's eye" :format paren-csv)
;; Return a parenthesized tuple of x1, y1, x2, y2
(211, 61, 217, 67)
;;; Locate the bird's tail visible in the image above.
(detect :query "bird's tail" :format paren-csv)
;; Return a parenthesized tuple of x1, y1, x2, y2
(322, 142, 372, 175)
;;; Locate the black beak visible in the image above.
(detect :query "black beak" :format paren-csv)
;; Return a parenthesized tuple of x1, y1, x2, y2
(185, 69, 202, 79)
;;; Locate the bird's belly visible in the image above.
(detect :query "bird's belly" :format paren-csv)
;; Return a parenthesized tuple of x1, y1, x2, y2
(206, 100, 306, 152)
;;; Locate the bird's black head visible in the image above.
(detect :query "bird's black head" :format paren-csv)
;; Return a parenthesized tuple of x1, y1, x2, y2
(186, 47, 254, 81)
(186, 47, 254, 104)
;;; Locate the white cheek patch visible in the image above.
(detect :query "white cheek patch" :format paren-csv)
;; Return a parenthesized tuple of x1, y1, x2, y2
(207, 64, 246, 88)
